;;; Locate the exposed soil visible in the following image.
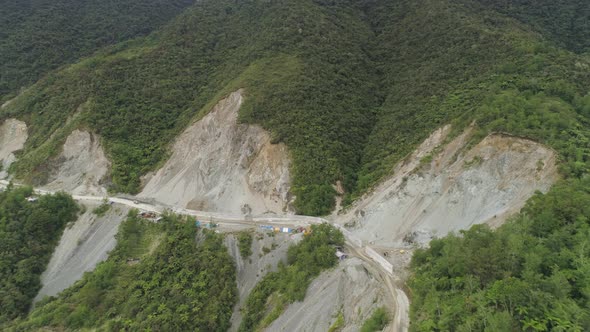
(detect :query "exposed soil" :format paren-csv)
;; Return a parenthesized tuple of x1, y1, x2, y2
(337, 125, 558, 248)
(35, 201, 129, 302)
(41, 129, 110, 195)
(267, 257, 388, 332)
(225, 231, 301, 331)
(140, 90, 292, 215)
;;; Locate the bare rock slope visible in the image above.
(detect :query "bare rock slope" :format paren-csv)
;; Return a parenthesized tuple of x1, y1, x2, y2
(225, 232, 300, 331)
(42, 129, 110, 195)
(339, 125, 559, 247)
(267, 258, 387, 332)
(225, 232, 389, 332)
(35, 202, 129, 301)
(140, 90, 292, 215)
(0, 118, 28, 179)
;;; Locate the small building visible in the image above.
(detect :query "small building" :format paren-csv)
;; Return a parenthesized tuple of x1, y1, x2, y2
(26, 197, 38, 203)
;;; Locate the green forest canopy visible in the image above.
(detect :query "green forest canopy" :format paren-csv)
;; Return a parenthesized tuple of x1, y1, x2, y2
(0, 186, 79, 324)
(410, 178, 590, 331)
(0, 0, 195, 100)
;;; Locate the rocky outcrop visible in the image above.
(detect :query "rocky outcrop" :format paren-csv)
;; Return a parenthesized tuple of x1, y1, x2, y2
(140, 90, 292, 215)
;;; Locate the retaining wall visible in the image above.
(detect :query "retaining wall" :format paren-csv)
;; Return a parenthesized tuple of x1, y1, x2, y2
(365, 246, 393, 275)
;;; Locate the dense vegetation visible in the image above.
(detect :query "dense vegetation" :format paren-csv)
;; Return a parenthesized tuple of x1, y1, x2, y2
(237, 231, 253, 259)
(0, 186, 79, 324)
(7, 212, 237, 331)
(410, 178, 590, 331)
(1, 0, 379, 212)
(239, 223, 344, 331)
(472, 0, 590, 53)
(361, 307, 390, 332)
(1, 1, 589, 215)
(0, 0, 194, 101)
(354, 0, 590, 198)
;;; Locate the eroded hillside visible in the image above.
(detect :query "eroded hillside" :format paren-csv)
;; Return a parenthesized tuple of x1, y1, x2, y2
(35, 202, 129, 301)
(0, 0, 588, 330)
(41, 130, 110, 196)
(224, 232, 299, 331)
(140, 90, 292, 215)
(267, 258, 388, 332)
(339, 125, 558, 247)
(1, 0, 587, 216)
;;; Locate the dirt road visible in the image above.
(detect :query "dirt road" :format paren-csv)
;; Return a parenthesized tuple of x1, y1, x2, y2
(347, 244, 409, 332)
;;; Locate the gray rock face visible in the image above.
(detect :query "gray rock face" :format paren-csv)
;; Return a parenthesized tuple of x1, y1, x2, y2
(267, 258, 387, 332)
(225, 232, 302, 331)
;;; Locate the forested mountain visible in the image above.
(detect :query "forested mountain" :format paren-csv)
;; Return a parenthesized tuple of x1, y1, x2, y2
(0, 1, 589, 329)
(2, 0, 588, 216)
(0, 0, 195, 100)
(410, 178, 590, 331)
(473, 0, 590, 53)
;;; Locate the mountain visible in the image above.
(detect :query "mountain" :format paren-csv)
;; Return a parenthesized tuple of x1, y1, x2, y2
(0, 0, 589, 331)
(2, 0, 588, 216)
(474, 0, 590, 53)
(0, 0, 195, 100)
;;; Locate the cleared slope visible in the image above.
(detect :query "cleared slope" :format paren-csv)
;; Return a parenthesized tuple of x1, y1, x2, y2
(140, 90, 292, 215)
(339, 125, 558, 247)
